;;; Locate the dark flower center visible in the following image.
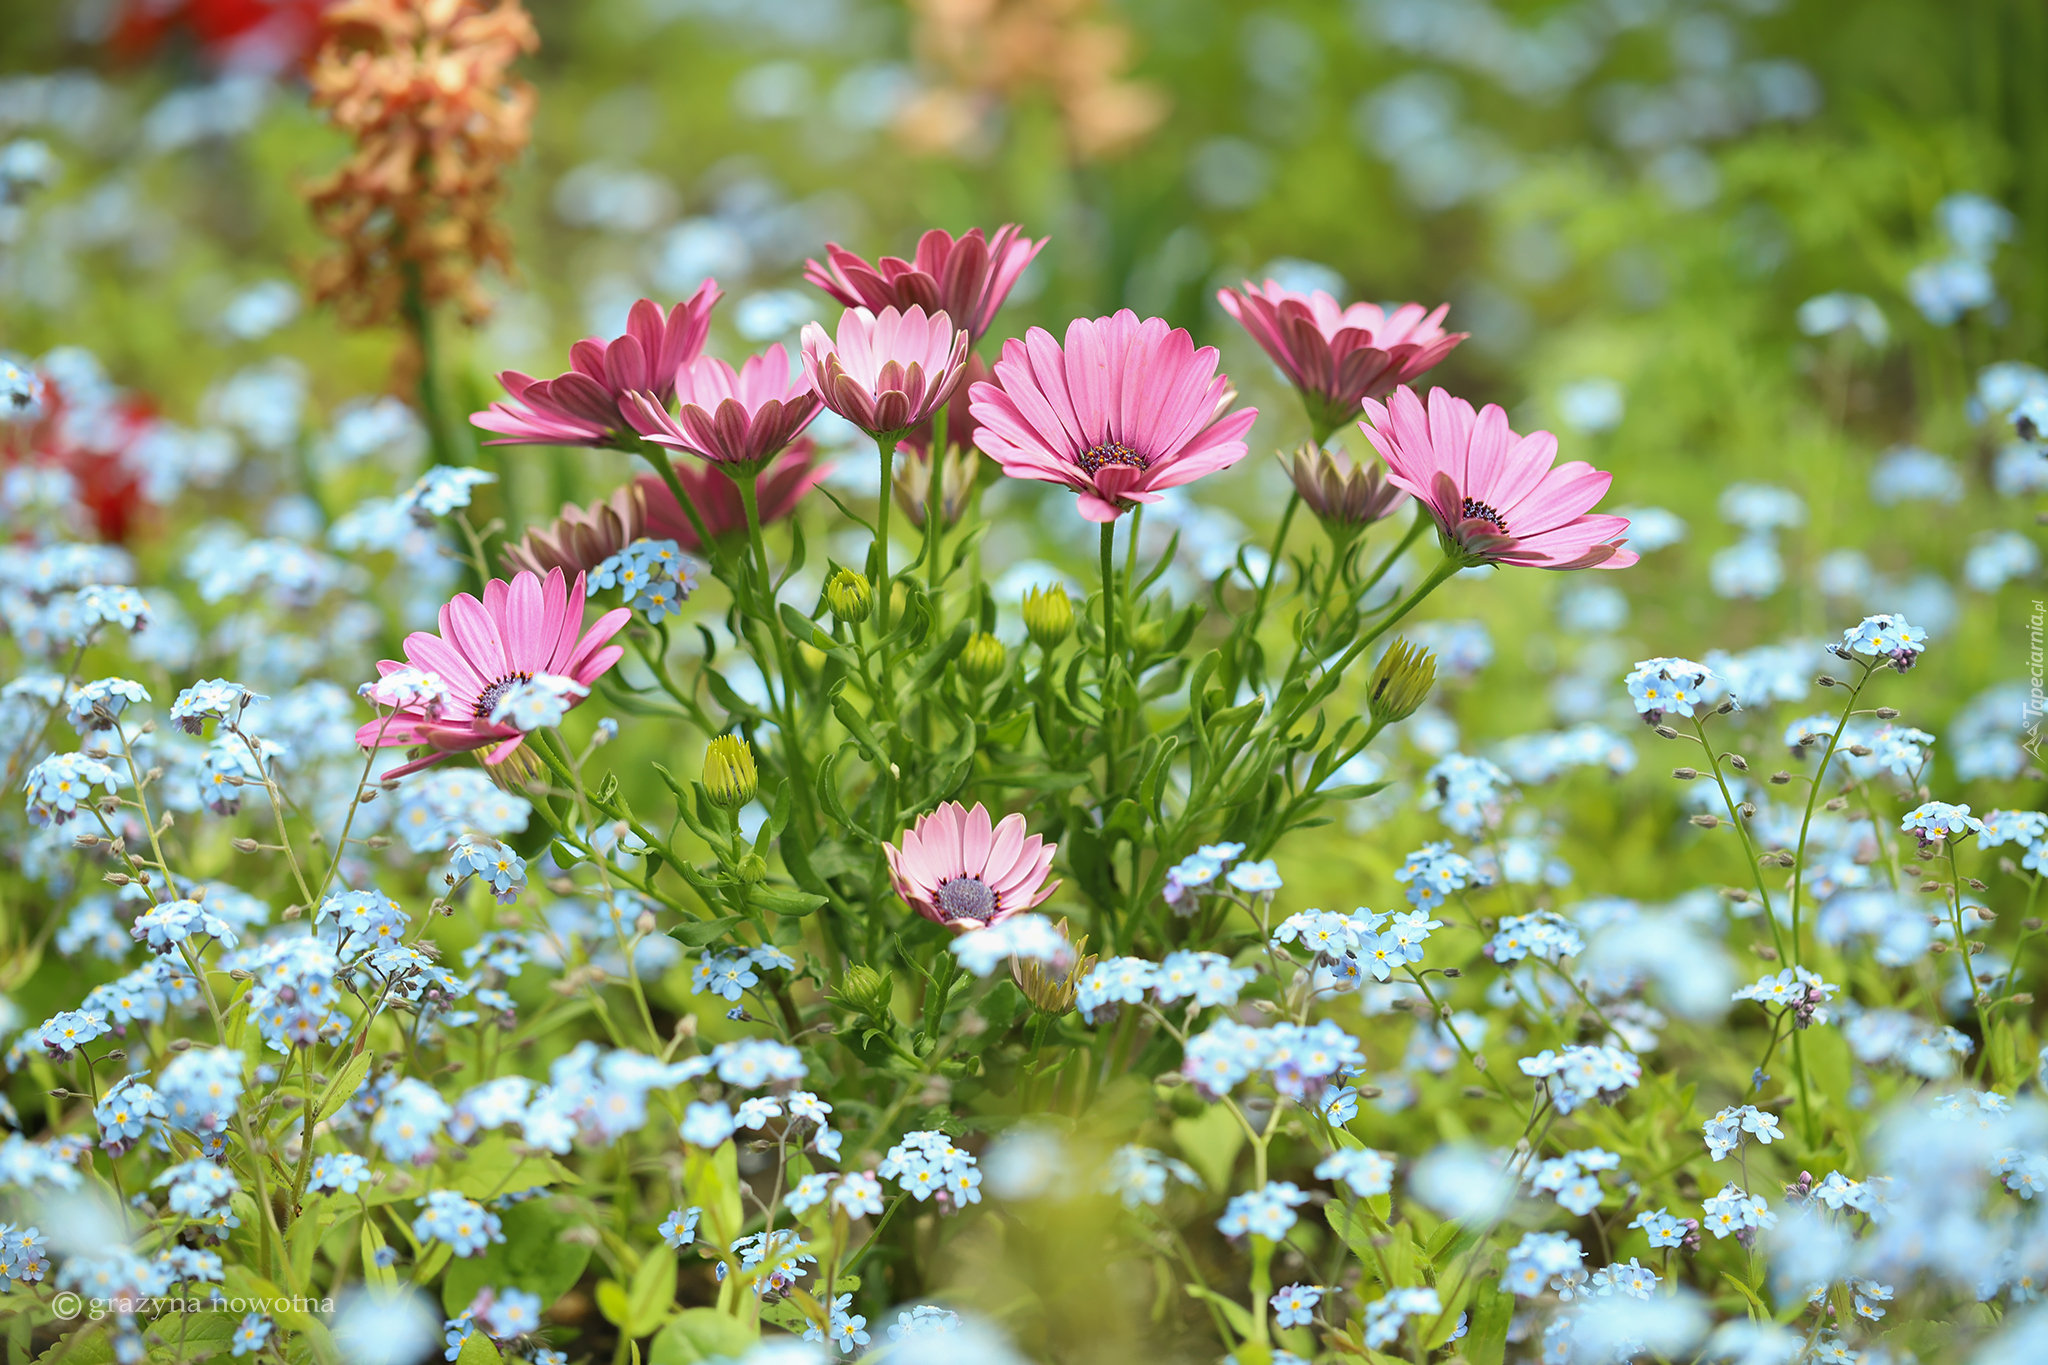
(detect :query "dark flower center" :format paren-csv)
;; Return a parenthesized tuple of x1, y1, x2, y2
(1078, 441, 1148, 475)
(1461, 497, 1508, 533)
(473, 672, 534, 720)
(935, 876, 998, 923)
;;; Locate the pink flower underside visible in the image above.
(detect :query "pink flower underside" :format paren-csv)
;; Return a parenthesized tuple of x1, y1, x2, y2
(625, 345, 823, 465)
(885, 802, 1059, 926)
(354, 569, 629, 774)
(805, 228, 1045, 340)
(473, 371, 620, 445)
(1360, 386, 1638, 570)
(472, 286, 720, 445)
(1219, 287, 1466, 401)
(969, 310, 1256, 521)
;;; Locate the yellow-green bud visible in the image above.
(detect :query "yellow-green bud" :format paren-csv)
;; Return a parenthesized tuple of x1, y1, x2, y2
(702, 735, 758, 808)
(825, 568, 872, 624)
(1020, 584, 1073, 650)
(959, 632, 1007, 686)
(1366, 639, 1437, 727)
(835, 962, 894, 1019)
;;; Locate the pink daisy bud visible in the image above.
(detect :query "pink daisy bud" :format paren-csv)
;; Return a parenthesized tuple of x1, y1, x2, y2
(800, 305, 969, 438)
(1358, 385, 1637, 572)
(355, 568, 630, 778)
(1218, 282, 1465, 436)
(885, 801, 1059, 934)
(471, 283, 720, 447)
(805, 225, 1045, 345)
(969, 310, 1257, 523)
(622, 343, 822, 470)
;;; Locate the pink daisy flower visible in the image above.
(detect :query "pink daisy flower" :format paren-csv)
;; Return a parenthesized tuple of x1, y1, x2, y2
(622, 343, 823, 470)
(968, 310, 1257, 523)
(1217, 282, 1465, 436)
(805, 225, 1045, 345)
(355, 568, 630, 778)
(471, 285, 719, 446)
(799, 305, 969, 438)
(885, 801, 1059, 934)
(1358, 386, 1637, 571)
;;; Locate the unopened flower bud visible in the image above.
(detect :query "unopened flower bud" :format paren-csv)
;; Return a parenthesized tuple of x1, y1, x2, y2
(1021, 584, 1074, 650)
(1672, 767, 1699, 780)
(1691, 813, 1720, 828)
(1289, 441, 1405, 536)
(1875, 707, 1899, 719)
(1770, 771, 1791, 785)
(835, 963, 894, 1019)
(959, 632, 1007, 686)
(1728, 754, 1748, 771)
(826, 568, 873, 624)
(1367, 639, 1436, 727)
(702, 735, 758, 809)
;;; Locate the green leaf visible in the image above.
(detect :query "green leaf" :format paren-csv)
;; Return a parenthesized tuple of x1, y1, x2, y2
(441, 1199, 594, 1316)
(1461, 1280, 1514, 1365)
(595, 1278, 631, 1328)
(447, 1132, 578, 1202)
(37, 1315, 236, 1365)
(456, 1333, 503, 1365)
(648, 1309, 758, 1365)
(362, 1216, 398, 1292)
(668, 914, 745, 947)
(1169, 1103, 1243, 1194)
(747, 884, 826, 916)
(1182, 1285, 1254, 1341)
(685, 1140, 746, 1250)
(316, 1052, 374, 1122)
(629, 1245, 679, 1336)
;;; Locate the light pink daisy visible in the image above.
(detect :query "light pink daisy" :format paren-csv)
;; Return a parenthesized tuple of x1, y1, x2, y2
(471, 284, 720, 446)
(1358, 386, 1637, 571)
(885, 801, 1059, 934)
(1217, 282, 1465, 435)
(799, 305, 968, 437)
(622, 343, 823, 470)
(355, 568, 630, 777)
(968, 310, 1257, 523)
(805, 225, 1046, 345)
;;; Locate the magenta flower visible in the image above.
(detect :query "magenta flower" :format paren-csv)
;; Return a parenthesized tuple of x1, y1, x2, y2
(622, 344, 823, 470)
(1217, 282, 1465, 435)
(885, 801, 1059, 934)
(969, 310, 1257, 523)
(1358, 386, 1638, 571)
(471, 284, 720, 446)
(355, 568, 630, 778)
(805, 225, 1045, 345)
(799, 306, 968, 437)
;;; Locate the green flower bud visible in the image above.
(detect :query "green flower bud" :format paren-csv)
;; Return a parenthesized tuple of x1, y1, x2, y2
(825, 568, 873, 624)
(702, 734, 758, 809)
(1020, 584, 1073, 650)
(1366, 639, 1437, 727)
(835, 962, 894, 1019)
(959, 632, 1007, 686)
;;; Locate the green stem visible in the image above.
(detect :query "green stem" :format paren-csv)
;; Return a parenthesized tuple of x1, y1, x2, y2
(873, 434, 896, 634)
(1101, 520, 1118, 797)
(638, 439, 725, 580)
(1323, 554, 1464, 683)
